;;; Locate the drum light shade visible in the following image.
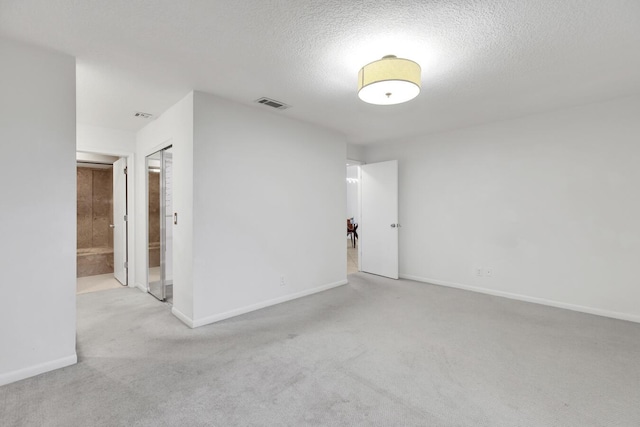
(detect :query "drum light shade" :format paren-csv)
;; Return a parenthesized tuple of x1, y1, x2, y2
(357, 55, 421, 105)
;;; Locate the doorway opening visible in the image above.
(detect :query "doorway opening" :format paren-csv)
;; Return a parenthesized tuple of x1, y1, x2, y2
(146, 146, 173, 304)
(76, 152, 129, 294)
(346, 161, 361, 274)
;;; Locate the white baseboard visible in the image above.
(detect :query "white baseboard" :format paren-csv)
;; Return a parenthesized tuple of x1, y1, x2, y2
(188, 279, 349, 328)
(400, 274, 640, 324)
(0, 353, 77, 387)
(171, 306, 194, 328)
(134, 282, 148, 293)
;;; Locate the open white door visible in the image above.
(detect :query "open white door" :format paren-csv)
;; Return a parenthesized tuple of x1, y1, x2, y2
(360, 160, 399, 279)
(113, 157, 127, 285)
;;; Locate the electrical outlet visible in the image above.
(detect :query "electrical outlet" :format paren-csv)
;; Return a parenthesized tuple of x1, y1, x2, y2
(280, 276, 286, 287)
(486, 269, 493, 278)
(476, 268, 483, 277)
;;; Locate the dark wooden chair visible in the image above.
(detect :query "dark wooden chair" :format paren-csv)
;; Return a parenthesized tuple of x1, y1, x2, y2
(347, 218, 358, 248)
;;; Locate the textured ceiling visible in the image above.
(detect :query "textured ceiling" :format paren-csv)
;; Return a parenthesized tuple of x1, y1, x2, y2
(1, 0, 640, 144)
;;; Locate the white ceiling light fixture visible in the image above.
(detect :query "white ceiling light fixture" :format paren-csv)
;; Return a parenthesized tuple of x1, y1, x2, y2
(357, 55, 421, 105)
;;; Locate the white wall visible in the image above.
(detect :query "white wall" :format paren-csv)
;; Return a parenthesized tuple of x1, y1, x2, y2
(347, 143, 366, 163)
(136, 92, 194, 320)
(0, 38, 77, 385)
(365, 96, 640, 322)
(190, 92, 347, 326)
(77, 123, 135, 153)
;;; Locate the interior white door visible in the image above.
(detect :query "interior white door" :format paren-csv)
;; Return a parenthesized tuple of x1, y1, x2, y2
(113, 157, 127, 285)
(360, 160, 399, 279)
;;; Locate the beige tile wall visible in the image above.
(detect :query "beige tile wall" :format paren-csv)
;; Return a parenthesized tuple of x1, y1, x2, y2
(77, 167, 114, 277)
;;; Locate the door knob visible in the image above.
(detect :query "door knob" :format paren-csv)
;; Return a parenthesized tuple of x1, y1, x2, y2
(109, 224, 115, 228)
(391, 224, 396, 228)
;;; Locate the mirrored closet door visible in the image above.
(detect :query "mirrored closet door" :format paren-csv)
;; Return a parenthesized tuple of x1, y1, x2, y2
(146, 146, 173, 302)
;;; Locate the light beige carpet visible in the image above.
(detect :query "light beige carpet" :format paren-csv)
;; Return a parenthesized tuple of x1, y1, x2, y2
(3, 273, 640, 426)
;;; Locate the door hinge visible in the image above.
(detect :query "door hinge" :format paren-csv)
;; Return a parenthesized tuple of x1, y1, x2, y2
(124, 261, 128, 269)
(124, 166, 128, 175)
(124, 215, 128, 221)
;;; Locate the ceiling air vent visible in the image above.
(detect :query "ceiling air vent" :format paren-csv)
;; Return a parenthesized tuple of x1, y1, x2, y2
(134, 111, 154, 119)
(255, 97, 290, 110)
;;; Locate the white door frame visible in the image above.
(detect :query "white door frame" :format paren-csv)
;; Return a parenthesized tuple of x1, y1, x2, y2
(77, 147, 135, 288)
(347, 158, 364, 272)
